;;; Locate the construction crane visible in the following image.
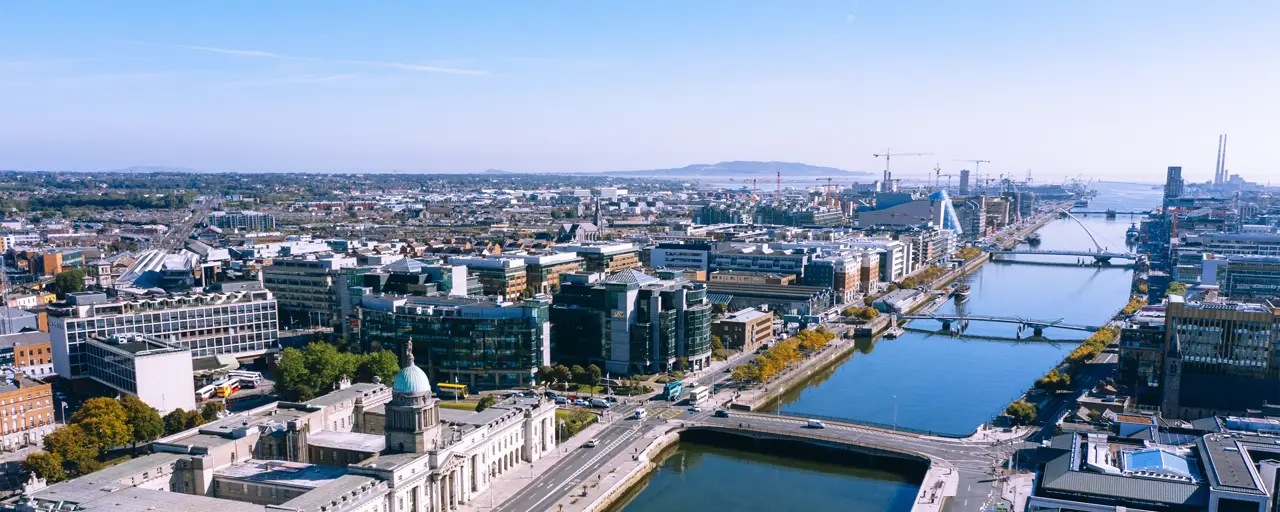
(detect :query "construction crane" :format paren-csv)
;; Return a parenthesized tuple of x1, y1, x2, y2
(953, 159, 990, 191)
(815, 178, 835, 206)
(932, 164, 954, 192)
(873, 150, 932, 191)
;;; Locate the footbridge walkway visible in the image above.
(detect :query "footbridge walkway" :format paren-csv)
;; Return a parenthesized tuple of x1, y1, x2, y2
(901, 313, 1101, 334)
(988, 248, 1137, 261)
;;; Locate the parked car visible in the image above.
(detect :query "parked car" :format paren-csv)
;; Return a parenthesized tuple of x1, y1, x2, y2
(573, 399, 588, 407)
(554, 397, 568, 405)
(589, 398, 609, 408)
(543, 391, 558, 399)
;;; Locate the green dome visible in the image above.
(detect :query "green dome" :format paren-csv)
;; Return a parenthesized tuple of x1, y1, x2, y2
(392, 364, 432, 396)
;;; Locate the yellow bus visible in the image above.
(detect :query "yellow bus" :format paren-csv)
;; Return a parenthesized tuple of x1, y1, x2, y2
(215, 378, 240, 398)
(437, 383, 467, 398)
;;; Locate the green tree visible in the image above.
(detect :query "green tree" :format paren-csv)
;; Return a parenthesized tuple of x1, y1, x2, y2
(536, 365, 555, 387)
(709, 335, 725, 351)
(552, 365, 572, 390)
(53, 269, 88, 297)
(121, 395, 164, 452)
(303, 341, 359, 392)
(276, 347, 311, 401)
(586, 364, 602, 390)
(200, 401, 227, 422)
(570, 365, 587, 386)
(43, 424, 100, 477)
(163, 409, 192, 435)
(23, 452, 65, 483)
(712, 303, 729, 316)
(475, 394, 498, 412)
(71, 397, 131, 455)
(1005, 400, 1038, 426)
(1166, 282, 1188, 297)
(358, 350, 401, 385)
(856, 307, 879, 321)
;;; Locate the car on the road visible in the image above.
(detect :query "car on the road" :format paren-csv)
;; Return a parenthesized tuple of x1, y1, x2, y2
(590, 398, 609, 408)
(573, 399, 588, 407)
(723, 367, 732, 373)
(554, 397, 568, 405)
(687, 406, 701, 413)
(543, 391, 558, 399)
(806, 419, 826, 429)
(585, 438, 599, 448)
(713, 410, 730, 418)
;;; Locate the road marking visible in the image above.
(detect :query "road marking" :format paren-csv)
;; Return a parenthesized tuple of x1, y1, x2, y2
(519, 423, 645, 512)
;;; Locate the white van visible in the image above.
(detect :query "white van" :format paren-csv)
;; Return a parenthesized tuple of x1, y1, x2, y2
(806, 419, 826, 429)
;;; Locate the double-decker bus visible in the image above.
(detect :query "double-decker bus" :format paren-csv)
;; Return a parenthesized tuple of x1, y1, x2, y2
(664, 381, 683, 401)
(228, 370, 262, 388)
(215, 378, 241, 398)
(196, 385, 216, 401)
(437, 383, 467, 399)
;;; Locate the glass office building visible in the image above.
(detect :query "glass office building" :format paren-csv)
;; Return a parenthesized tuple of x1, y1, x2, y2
(358, 296, 550, 389)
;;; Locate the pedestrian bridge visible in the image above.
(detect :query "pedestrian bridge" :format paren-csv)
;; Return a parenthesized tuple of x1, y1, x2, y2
(901, 314, 1101, 334)
(988, 248, 1138, 262)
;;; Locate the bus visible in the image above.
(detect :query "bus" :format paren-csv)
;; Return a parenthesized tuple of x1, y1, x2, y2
(215, 378, 240, 398)
(663, 381, 683, 401)
(437, 383, 468, 399)
(196, 385, 216, 402)
(686, 384, 708, 405)
(228, 371, 262, 388)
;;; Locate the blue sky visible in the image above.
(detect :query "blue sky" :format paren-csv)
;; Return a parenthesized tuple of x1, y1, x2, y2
(1, 1, 1277, 183)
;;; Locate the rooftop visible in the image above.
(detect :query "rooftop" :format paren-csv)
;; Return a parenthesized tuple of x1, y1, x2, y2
(214, 459, 348, 490)
(307, 431, 386, 453)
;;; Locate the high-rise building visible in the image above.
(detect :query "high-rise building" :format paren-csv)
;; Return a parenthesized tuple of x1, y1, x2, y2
(502, 252, 584, 295)
(1161, 295, 1280, 420)
(1163, 166, 1184, 208)
(550, 270, 712, 374)
(48, 283, 279, 381)
(958, 169, 971, 195)
(358, 295, 550, 389)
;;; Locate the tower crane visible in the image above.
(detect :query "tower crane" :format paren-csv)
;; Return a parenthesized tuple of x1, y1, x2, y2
(873, 150, 932, 192)
(933, 164, 954, 192)
(815, 178, 835, 206)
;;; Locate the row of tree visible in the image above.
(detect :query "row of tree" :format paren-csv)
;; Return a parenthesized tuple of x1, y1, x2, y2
(23, 397, 223, 483)
(841, 306, 880, 321)
(276, 341, 400, 401)
(535, 364, 602, 391)
(955, 247, 984, 260)
(898, 265, 947, 289)
(731, 328, 836, 384)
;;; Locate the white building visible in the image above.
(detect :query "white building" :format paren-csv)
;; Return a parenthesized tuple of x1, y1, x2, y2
(83, 334, 196, 414)
(16, 352, 558, 512)
(48, 283, 279, 381)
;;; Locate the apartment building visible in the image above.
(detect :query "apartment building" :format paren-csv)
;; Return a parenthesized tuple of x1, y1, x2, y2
(712, 308, 775, 351)
(261, 255, 367, 330)
(502, 252, 583, 295)
(450, 257, 529, 301)
(208, 210, 276, 232)
(0, 374, 55, 450)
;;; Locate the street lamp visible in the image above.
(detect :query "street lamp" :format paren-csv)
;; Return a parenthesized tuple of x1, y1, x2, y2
(893, 395, 898, 432)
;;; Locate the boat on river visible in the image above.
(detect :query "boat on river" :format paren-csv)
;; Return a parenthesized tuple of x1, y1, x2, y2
(1126, 223, 1140, 242)
(953, 283, 971, 302)
(1025, 233, 1041, 246)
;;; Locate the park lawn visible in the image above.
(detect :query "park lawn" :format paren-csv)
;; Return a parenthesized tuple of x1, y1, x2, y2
(556, 409, 597, 439)
(438, 400, 480, 411)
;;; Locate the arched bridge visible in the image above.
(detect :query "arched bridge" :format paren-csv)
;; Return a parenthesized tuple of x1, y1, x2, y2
(991, 210, 1136, 262)
(901, 314, 1101, 335)
(988, 248, 1137, 262)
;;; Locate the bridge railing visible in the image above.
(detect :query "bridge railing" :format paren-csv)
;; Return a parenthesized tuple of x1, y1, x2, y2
(756, 410, 973, 438)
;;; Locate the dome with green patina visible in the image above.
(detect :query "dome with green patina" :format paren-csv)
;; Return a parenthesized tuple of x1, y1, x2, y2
(392, 364, 432, 396)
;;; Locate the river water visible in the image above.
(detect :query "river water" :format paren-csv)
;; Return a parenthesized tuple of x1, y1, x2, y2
(617, 442, 919, 512)
(615, 182, 1161, 510)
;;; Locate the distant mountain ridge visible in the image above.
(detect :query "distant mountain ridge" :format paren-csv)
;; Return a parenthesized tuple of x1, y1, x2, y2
(608, 161, 871, 177)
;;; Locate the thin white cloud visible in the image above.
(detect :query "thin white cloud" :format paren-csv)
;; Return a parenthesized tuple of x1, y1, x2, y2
(213, 74, 356, 88)
(338, 59, 489, 76)
(178, 45, 292, 59)
(175, 44, 489, 75)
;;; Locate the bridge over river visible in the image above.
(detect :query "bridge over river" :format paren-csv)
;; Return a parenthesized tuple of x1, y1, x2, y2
(901, 314, 1101, 335)
(693, 412, 1022, 512)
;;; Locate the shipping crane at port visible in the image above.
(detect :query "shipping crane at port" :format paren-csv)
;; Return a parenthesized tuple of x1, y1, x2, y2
(873, 150, 932, 192)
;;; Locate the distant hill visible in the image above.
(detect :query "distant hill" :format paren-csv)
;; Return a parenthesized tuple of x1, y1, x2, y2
(99, 166, 206, 174)
(607, 161, 871, 177)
